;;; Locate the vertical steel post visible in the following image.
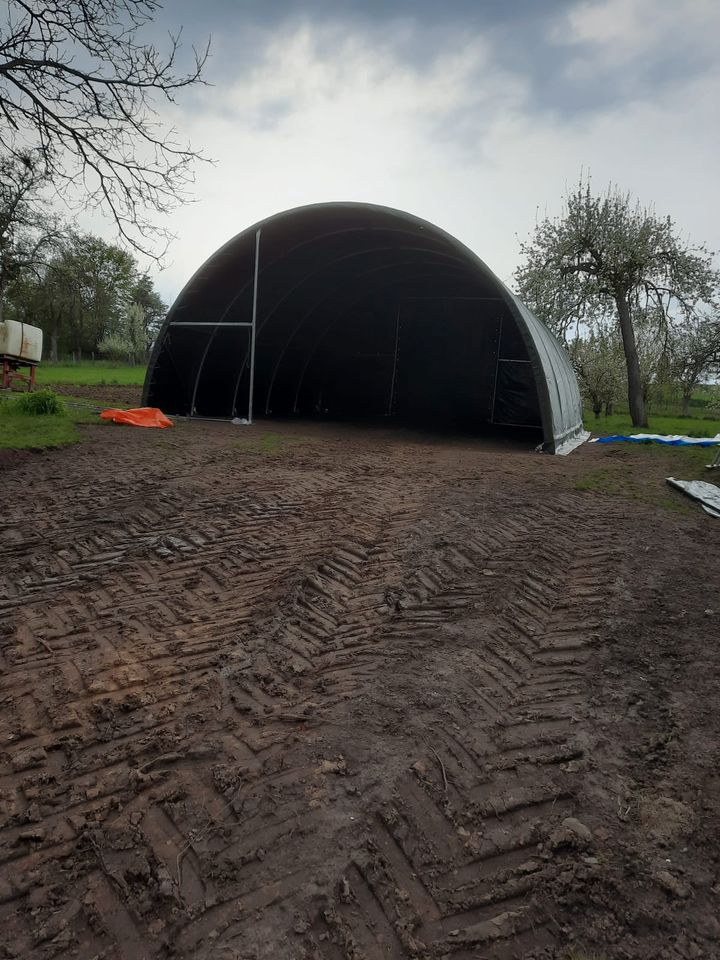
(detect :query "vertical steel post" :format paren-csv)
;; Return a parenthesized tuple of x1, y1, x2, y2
(490, 314, 503, 423)
(247, 227, 261, 424)
(387, 304, 401, 416)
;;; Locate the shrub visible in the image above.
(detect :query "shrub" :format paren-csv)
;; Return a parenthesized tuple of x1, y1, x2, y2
(98, 334, 132, 362)
(15, 389, 65, 416)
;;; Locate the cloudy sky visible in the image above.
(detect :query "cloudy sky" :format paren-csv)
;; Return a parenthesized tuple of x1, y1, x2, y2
(108, 0, 720, 304)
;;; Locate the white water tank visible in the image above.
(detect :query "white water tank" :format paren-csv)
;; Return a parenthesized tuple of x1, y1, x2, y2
(0, 320, 43, 363)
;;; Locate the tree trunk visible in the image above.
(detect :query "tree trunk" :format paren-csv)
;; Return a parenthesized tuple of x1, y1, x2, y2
(605, 401, 614, 416)
(50, 312, 59, 362)
(615, 293, 647, 428)
(682, 390, 691, 417)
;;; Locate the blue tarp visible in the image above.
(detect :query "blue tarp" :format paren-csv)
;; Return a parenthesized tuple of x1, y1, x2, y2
(591, 433, 720, 447)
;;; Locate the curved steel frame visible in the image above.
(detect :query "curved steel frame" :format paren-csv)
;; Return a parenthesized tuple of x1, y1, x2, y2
(144, 202, 586, 453)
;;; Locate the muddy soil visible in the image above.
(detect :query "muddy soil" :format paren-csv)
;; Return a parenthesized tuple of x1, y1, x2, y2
(0, 420, 718, 960)
(46, 383, 143, 406)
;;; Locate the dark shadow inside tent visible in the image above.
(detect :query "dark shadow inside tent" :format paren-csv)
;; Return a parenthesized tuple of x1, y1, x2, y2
(145, 203, 585, 452)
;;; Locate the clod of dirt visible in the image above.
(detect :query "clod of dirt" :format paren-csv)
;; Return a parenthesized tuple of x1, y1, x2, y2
(125, 852, 151, 879)
(638, 795, 695, 844)
(156, 865, 175, 899)
(652, 869, 692, 899)
(396, 922, 426, 955)
(148, 919, 166, 937)
(319, 757, 347, 776)
(550, 817, 594, 850)
(338, 877, 354, 903)
(10, 747, 47, 772)
(16, 827, 46, 843)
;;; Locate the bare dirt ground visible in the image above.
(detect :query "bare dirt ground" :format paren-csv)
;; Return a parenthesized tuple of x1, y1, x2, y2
(1, 419, 719, 960)
(47, 384, 142, 407)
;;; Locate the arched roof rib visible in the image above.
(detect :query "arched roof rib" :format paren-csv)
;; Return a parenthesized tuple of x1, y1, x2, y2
(144, 202, 587, 453)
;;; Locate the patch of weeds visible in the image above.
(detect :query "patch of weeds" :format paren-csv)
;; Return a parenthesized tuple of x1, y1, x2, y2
(576, 441, 719, 515)
(657, 496, 691, 514)
(0, 411, 78, 450)
(0, 392, 102, 450)
(574, 466, 694, 515)
(574, 468, 614, 494)
(14, 389, 65, 416)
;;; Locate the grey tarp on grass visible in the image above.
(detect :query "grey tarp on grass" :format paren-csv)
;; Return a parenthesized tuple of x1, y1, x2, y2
(143, 202, 587, 454)
(667, 478, 720, 518)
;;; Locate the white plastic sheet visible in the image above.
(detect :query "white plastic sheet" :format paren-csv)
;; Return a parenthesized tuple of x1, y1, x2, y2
(666, 478, 720, 518)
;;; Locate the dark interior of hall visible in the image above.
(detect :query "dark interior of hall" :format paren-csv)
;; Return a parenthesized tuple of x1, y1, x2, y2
(144, 203, 585, 452)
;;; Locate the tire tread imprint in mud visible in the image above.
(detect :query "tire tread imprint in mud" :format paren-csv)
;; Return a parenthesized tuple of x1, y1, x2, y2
(301, 502, 622, 960)
(0, 429, 626, 960)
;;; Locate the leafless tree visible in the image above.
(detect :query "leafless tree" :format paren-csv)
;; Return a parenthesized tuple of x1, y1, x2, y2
(0, 1, 209, 256)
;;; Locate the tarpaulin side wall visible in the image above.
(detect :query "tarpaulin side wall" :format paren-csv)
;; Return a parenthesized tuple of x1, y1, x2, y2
(143, 203, 587, 453)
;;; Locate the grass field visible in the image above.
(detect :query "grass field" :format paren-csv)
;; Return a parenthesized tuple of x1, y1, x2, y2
(29, 365, 720, 430)
(574, 443, 715, 515)
(3, 362, 720, 453)
(0, 399, 102, 451)
(37, 362, 147, 387)
(584, 410, 720, 438)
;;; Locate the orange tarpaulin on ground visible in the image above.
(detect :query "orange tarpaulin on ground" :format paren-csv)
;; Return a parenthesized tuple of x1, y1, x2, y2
(100, 407, 174, 428)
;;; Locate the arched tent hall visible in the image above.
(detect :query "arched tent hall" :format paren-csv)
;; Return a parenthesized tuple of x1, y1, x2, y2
(143, 202, 587, 454)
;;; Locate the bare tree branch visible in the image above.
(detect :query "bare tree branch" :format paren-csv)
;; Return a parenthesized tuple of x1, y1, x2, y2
(0, 1, 210, 259)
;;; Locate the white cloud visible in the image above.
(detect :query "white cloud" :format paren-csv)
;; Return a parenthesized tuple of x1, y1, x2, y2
(561, 0, 719, 58)
(83, 3, 718, 304)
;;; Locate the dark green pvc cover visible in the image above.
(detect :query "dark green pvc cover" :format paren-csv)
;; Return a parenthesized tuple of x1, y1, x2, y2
(143, 202, 587, 454)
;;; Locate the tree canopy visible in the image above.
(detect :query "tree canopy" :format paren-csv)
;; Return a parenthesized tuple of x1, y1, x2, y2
(6, 231, 166, 361)
(516, 180, 719, 427)
(569, 323, 625, 418)
(668, 313, 720, 416)
(1, 139, 166, 361)
(0, 151, 62, 319)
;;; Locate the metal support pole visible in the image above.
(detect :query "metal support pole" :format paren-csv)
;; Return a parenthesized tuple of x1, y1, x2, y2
(490, 314, 503, 423)
(387, 304, 401, 416)
(247, 227, 261, 424)
(190, 330, 216, 416)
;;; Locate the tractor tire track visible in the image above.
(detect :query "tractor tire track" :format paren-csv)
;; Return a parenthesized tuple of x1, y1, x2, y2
(296, 502, 624, 960)
(0, 424, 631, 960)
